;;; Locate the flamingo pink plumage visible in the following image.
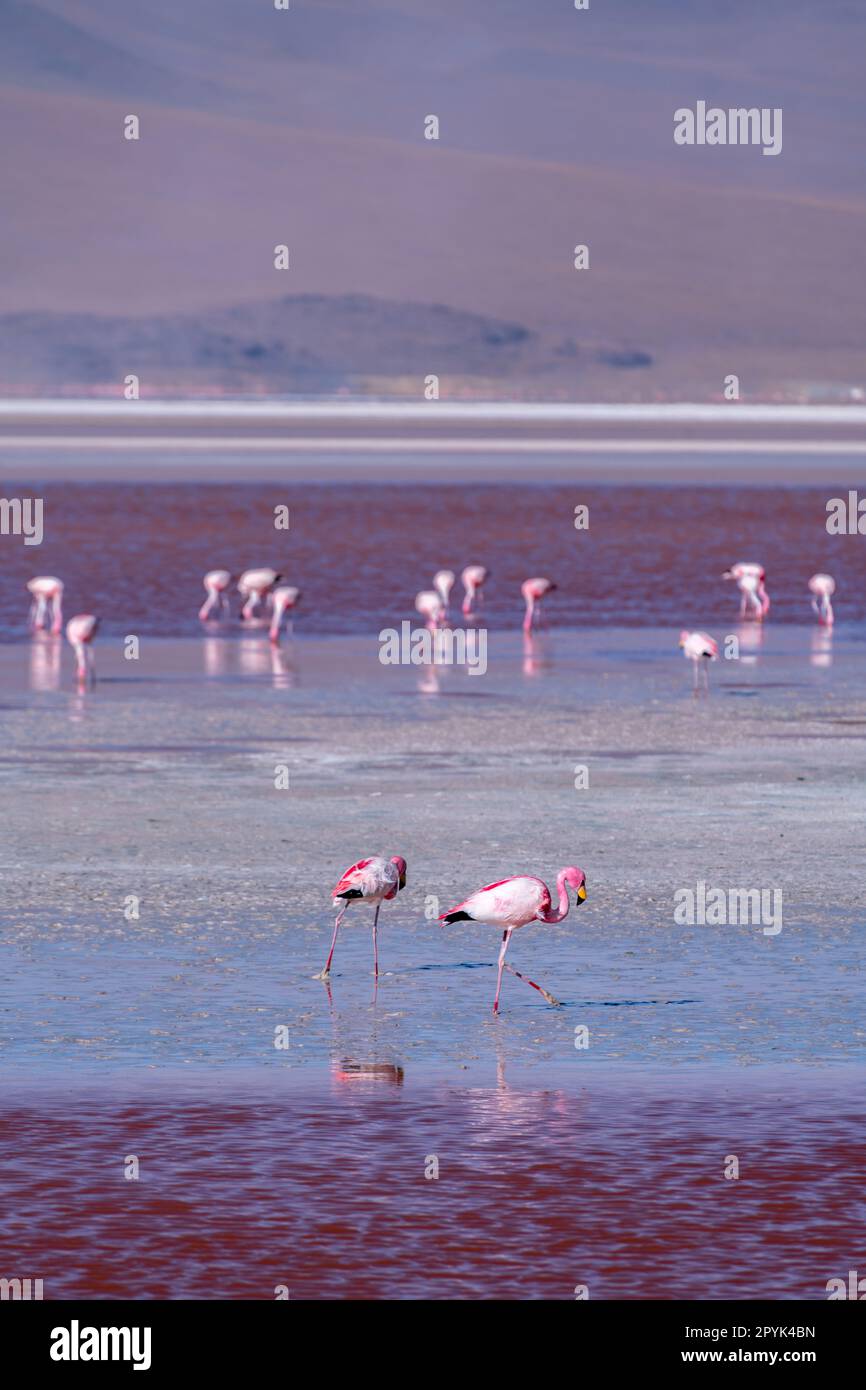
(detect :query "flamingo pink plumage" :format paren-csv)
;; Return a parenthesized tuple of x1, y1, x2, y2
(521, 576, 556, 632)
(66, 614, 99, 686)
(199, 569, 232, 621)
(415, 590, 445, 629)
(679, 629, 718, 690)
(269, 585, 301, 644)
(433, 570, 455, 616)
(238, 568, 282, 620)
(723, 562, 769, 619)
(440, 867, 587, 1013)
(808, 573, 835, 626)
(461, 565, 488, 616)
(317, 855, 408, 980)
(27, 576, 64, 635)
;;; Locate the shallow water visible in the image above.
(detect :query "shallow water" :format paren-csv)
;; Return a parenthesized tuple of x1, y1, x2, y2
(2, 480, 864, 639)
(0, 1072, 862, 1299)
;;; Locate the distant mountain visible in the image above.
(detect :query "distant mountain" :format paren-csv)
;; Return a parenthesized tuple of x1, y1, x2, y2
(0, 293, 661, 396)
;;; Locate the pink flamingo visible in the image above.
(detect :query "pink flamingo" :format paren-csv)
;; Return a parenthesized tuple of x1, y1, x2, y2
(238, 568, 282, 620)
(66, 614, 99, 686)
(722, 562, 769, 619)
(199, 569, 232, 620)
(679, 629, 718, 690)
(317, 855, 408, 981)
(415, 590, 445, 629)
(808, 573, 835, 626)
(521, 576, 556, 632)
(433, 570, 455, 616)
(440, 868, 587, 1013)
(27, 576, 64, 634)
(269, 585, 301, 643)
(461, 565, 488, 616)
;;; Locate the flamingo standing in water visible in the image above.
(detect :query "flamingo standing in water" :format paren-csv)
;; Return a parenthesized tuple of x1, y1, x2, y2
(679, 629, 718, 690)
(66, 614, 99, 686)
(269, 585, 301, 643)
(415, 590, 445, 629)
(433, 570, 455, 617)
(461, 565, 488, 616)
(317, 855, 408, 981)
(723, 563, 769, 620)
(522, 577, 556, 632)
(440, 868, 587, 1013)
(27, 576, 64, 634)
(199, 569, 232, 620)
(238, 568, 282, 620)
(808, 573, 835, 626)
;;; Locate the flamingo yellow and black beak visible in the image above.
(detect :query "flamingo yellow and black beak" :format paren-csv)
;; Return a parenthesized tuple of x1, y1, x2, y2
(399, 871, 407, 891)
(577, 882, 587, 903)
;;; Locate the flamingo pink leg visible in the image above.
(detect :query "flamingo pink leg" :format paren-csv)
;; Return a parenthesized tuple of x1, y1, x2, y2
(372, 903, 380, 978)
(493, 929, 512, 1014)
(503, 961, 562, 1007)
(319, 903, 349, 978)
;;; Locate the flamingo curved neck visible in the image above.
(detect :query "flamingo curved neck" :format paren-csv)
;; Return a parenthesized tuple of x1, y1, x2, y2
(538, 871, 570, 923)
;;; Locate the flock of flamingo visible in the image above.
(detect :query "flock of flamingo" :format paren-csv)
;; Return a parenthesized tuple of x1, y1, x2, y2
(24, 558, 836, 693)
(679, 562, 836, 690)
(20, 555, 837, 1011)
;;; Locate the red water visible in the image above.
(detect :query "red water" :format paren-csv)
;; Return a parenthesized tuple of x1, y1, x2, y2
(2, 482, 862, 638)
(0, 1077, 861, 1299)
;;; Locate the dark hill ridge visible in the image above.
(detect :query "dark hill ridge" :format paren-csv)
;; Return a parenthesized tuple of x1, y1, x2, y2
(0, 294, 652, 395)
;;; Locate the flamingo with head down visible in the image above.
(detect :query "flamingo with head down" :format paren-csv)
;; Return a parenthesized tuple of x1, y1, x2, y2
(317, 854, 408, 981)
(27, 576, 64, 635)
(269, 585, 301, 643)
(521, 577, 556, 632)
(66, 614, 99, 687)
(808, 573, 835, 626)
(415, 590, 445, 629)
(199, 569, 232, 620)
(722, 563, 769, 620)
(440, 867, 587, 1013)
(461, 566, 488, 616)
(238, 568, 282, 620)
(433, 570, 455, 616)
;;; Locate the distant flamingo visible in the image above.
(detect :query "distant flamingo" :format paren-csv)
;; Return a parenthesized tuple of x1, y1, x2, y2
(679, 629, 718, 691)
(415, 590, 445, 629)
(317, 855, 408, 981)
(238, 568, 282, 620)
(723, 563, 769, 619)
(808, 573, 835, 626)
(521, 577, 556, 632)
(27, 576, 63, 634)
(269, 585, 301, 643)
(433, 570, 455, 616)
(199, 569, 232, 620)
(66, 614, 99, 686)
(461, 565, 488, 616)
(440, 868, 587, 1013)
